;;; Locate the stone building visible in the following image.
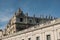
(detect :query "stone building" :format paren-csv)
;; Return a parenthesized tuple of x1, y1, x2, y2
(4, 8, 54, 35)
(0, 29, 3, 40)
(2, 19, 60, 40)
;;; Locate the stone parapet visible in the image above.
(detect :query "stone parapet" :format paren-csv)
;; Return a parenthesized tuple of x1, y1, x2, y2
(2, 18, 60, 39)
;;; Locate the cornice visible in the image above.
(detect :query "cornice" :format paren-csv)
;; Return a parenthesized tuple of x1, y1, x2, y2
(2, 18, 60, 39)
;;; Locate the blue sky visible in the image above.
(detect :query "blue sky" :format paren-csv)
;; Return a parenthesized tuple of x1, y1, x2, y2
(0, 0, 60, 29)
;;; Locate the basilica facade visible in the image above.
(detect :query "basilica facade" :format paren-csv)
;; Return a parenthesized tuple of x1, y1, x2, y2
(2, 19, 60, 40)
(1, 8, 60, 40)
(4, 8, 53, 35)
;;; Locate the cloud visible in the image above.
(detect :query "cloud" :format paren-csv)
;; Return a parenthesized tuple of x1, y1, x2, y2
(0, 16, 10, 22)
(0, 8, 14, 21)
(0, 24, 6, 30)
(0, 8, 15, 29)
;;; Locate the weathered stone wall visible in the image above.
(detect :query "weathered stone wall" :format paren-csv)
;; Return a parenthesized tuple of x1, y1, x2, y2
(2, 19, 60, 40)
(0, 30, 3, 40)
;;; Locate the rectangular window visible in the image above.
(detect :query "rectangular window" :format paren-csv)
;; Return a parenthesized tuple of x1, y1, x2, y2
(46, 35, 51, 40)
(36, 36, 40, 40)
(36, 19, 39, 23)
(28, 38, 31, 40)
(22, 39, 24, 40)
(20, 18, 23, 22)
(29, 20, 32, 23)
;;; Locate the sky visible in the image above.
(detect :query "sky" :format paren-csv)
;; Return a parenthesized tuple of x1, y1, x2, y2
(0, 0, 60, 29)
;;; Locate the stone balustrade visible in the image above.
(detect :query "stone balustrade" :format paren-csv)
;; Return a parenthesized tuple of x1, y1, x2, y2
(2, 18, 60, 39)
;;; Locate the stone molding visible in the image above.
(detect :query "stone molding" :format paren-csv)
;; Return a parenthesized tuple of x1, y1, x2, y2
(2, 18, 60, 39)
